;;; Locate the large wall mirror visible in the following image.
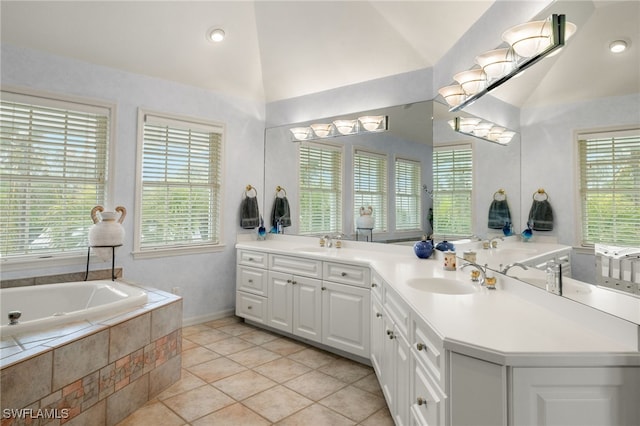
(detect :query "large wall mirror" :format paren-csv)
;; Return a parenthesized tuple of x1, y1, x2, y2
(263, 99, 522, 243)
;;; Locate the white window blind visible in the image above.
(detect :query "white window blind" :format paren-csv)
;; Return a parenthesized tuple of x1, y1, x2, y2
(138, 112, 223, 251)
(354, 149, 387, 231)
(395, 157, 421, 231)
(299, 142, 343, 234)
(433, 145, 472, 237)
(578, 129, 640, 246)
(0, 93, 109, 259)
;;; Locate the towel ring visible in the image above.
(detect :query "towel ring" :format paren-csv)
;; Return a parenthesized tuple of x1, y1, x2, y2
(275, 185, 287, 198)
(244, 184, 257, 198)
(532, 188, 549, 201)
(493, 189, 507, 201)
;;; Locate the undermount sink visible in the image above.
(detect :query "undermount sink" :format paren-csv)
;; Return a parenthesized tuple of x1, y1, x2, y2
(406, 278, 477, 295)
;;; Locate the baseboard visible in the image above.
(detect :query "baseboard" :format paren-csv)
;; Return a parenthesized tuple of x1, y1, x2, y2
(182, 308, 236, 327)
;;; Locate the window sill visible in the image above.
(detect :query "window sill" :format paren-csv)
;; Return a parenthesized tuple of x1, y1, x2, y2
(1, 252, 89, 272)
(132, 244, 226, 260)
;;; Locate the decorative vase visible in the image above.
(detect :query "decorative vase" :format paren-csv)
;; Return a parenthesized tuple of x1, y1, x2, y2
(502, 221, 513, 236)
(413, 235, 434, 259)
(89, 206, 126, 260)
(435, 240, 455, 252)
(356, 206, 375, 229)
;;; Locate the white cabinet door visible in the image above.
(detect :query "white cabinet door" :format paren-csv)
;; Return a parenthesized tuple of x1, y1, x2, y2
(410, 353, 445, 426)
(321, 281, 370, 358)
(370, 294, 385, 377)
(512, 366, 640, 426)
(394, 330, 411, 426)
(267, 271, 293, 333)
(292, 275, 322, 343)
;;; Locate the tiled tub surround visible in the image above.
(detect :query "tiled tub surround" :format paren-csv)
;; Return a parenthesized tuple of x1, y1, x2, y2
(1, 283, 182, 426)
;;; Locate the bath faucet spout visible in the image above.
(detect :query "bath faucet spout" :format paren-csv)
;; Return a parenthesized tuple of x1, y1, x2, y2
(461, 262, 486, 286)
(501, 262, 529, 274)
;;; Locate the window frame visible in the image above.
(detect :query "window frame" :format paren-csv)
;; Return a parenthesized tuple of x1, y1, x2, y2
(353, 147, 388, 232)
(394, 156, 422, 232)
(297, 140, 344, 236)
(133, 108, 225, 259)
(432, 143, 473, 239)
(575, 127, 640, 248)
(0, 87, 116, 270)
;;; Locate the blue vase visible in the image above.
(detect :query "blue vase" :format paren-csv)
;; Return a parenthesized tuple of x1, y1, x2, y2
(521, 225, 533, 241)
(413, 237, 434, 259)
(435, 240, 455, 252)
(502, 221, 513, 236)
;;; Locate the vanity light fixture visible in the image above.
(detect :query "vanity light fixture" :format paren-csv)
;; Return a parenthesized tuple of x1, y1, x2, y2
(333, 119, 357, 135)
(358, 115, 387, 132)
(310, 123, 333, 138)
(290, 127, 311, 141)
(441, 14, 576, 112)
(609, 40, 627, 53)
(207, 28, 226, 43)
(289, 116, 388, 142)
(450, 117, 516, 145)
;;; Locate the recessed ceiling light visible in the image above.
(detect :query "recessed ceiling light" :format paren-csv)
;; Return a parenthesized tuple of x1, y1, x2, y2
(609, 39, 627, 53)
(207, 28, 226, 43)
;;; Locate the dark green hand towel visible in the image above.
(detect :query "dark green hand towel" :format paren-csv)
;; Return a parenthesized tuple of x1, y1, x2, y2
(528, 199, 554, 231)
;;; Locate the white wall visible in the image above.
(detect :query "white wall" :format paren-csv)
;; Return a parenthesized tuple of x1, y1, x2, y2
(1, 44, 265, 322)
(520, 93, 640, 283)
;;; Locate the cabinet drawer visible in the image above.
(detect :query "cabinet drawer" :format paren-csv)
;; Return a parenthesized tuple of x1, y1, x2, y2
(236, 291, 267, 324)
(324, 261, 370, 288)
(412, 314, 445, 387)
(269, 254, 322, 278)
(238, 249, 268, 268)
(383, 284, 410, 337)
(236, 265, 268, 296)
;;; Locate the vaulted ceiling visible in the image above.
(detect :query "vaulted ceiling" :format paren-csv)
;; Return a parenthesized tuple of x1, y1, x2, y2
(1, 1, 638, 108)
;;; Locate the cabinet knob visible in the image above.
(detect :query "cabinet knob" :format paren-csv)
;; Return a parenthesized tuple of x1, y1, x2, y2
(389, 333, 395, 340)
(371, 283, 377, 288)
(247, 305, 253, 310)
(386, 329, 393, 335)
(322, 287, 326, 291)
(248, 279, 253, 283)
(376, 312, 383, 318)
(248, 257, 254, 261)
(292, 280, 297, 285)
(417, 397, 427, 406)
(416, 343, 426, 351)
(287, 279, 292, 284)
(341, 272, 347, 277)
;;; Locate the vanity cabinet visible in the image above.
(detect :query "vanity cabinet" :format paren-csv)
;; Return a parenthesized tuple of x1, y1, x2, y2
(511, 366, 640, 425)
(236, 250, 370, 358)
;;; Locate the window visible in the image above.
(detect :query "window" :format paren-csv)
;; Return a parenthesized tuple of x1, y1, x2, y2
(136, 111, 223, 255)
(578, 129, 640, 246)
(354, 149, 387, 231)
(432, 144, 473, 237)
(0, 91, 110, 260)
(395, 157, 421, 231)
(299, 142, 343, 234)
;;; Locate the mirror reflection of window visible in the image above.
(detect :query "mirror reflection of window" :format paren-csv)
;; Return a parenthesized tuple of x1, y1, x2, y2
(395, 157, 422, 231)
(354, 149, 387, 232)
(298, 142, 343, 235)
(433, 144, 473, 238)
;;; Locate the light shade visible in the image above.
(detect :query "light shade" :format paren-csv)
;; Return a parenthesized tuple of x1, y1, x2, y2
(487, 126, 506, 141)
(472, 121, 493, 137)
(438, 84, 466, 107)
(497, 130, 516, 144)
(475, 48, 518, 80)
(358, 116, 386, 132)
(333, 119, 356, 135)
(458, 117, 481, 133)
(453, 69, 487, 95)
(310, 123, 332, 138)
(502, 19, 576, 58)
(290, 127, 310, 141)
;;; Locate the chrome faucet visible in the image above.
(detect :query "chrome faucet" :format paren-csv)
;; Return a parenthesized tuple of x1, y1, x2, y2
(501, 262, 529, 274)
(323, 235, 333, 248)
(461, 262, 486, 286)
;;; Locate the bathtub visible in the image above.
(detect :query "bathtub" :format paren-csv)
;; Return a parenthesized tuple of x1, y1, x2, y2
(0, 280, 148, 337)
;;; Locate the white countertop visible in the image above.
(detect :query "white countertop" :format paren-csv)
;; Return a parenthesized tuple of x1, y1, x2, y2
(236, 234, 640, 366)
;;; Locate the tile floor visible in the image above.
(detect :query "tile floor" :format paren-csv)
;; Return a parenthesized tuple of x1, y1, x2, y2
(117, 316, 394, 425)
